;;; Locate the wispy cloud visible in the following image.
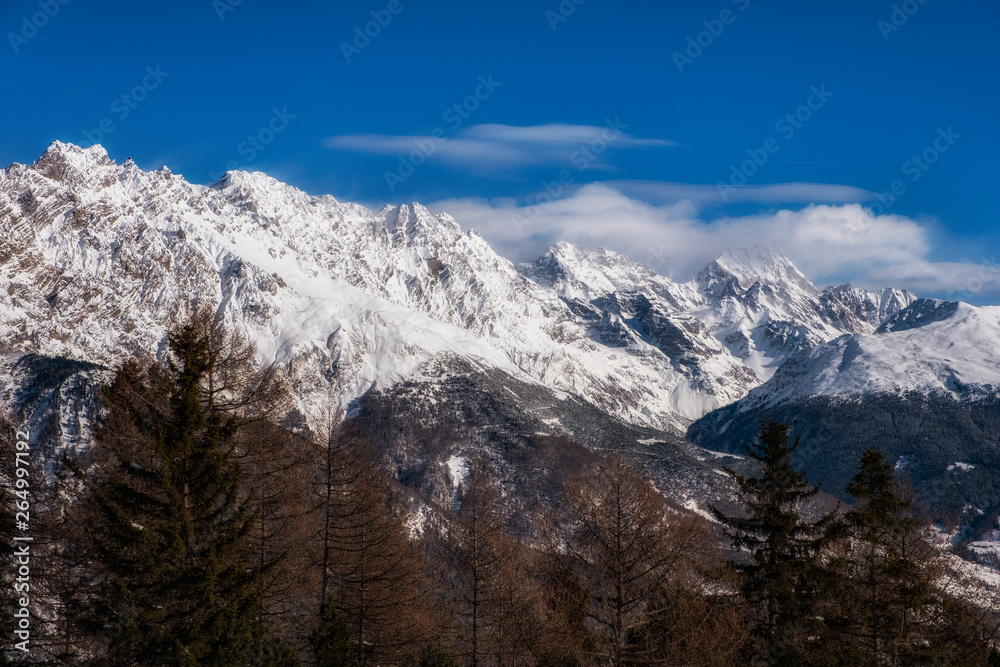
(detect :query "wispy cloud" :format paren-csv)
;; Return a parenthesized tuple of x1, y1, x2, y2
(605, 180, 873, 205)
(324, 123, 674, 172)
(428, 182, 1000, 301)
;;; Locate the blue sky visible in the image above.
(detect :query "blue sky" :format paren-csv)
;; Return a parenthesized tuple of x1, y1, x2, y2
(2, 0, 999, 300)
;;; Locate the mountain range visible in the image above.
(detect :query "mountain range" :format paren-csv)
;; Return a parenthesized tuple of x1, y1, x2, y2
(4, 142, 999, 549)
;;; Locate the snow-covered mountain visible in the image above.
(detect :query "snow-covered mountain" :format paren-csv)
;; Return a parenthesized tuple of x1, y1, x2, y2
(1, 142, 918, 440)
(18, 141, 1000, 542)
(689, 245, 915, 379)
(522, 240, 916, 388)
(688, 297, 1000, 527)
(714, 298, 1000, 414)
(1, 143, 526, 425)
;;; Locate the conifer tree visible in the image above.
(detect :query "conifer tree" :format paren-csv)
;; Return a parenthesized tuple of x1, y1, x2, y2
(311, 595, 355, 667)
(554, 455, 704, 666)
(824, 447, 972, 665)
(71, 318, 276, 665)
(710, 420, 838, 663)
(443, 458, 540, 666)
(842, 448, 930, 661)
(406, 641, 457, 667)
(314, 426, 430, 666)
(248, 634, 302, 667)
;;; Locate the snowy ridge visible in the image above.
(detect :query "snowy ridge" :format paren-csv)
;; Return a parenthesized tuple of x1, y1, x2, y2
(732, 299, 1000, 412)
(0, 142, 525, 423)
(525, 241, 917, 386)
(0, 142, 919, 434)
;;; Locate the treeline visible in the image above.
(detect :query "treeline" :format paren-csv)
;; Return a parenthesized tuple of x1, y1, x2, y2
(2, 316, 999, 665)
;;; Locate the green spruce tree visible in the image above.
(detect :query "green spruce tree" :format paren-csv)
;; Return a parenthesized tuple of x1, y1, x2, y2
(832, 448, 939, 664)
(405, 642, 457, 667)
(73, 319, 274, 665)
(710, 420, 838, 664)
(311, 595, 356, 667)
(248, 634, 302, 667)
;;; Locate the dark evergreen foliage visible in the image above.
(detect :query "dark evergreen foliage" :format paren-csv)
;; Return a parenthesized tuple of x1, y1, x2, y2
(71, 322, 273, 665)
(842, 448, 933, 659)
(823, 447, 986, 665)
(311, 596, 356, 667)
(710, 420, 839, 663)
(405, 641, 457, 667)
(247, 634, 302, 667)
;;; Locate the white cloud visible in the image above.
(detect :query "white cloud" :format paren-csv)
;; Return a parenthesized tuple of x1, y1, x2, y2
(428, 182, 1000, 301)
(324, 123, 674, 172)
(605, 180, 874, 205)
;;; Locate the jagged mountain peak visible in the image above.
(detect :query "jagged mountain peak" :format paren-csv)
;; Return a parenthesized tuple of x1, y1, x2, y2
(209, 169, 323, 222)
(523, 241, 678, 301)
(212, 169, 288, 192)
(716, 242, 786, 265)
(547, 240, 647, 267)
(687, 247, 917, 381)
(818, 283, 918, 334)
(874, 286, 917, 316)
(700, 244, 817, 296)
(41, 140, 111, 164)
(381, 202, 461, 240)
(32, 141, 115, 183)
(821, 281, 861, 296)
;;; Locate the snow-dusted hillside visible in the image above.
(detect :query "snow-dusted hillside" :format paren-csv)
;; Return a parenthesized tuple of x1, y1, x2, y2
(0, 142, 916, 436)
(727, 299, 1000, 413)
